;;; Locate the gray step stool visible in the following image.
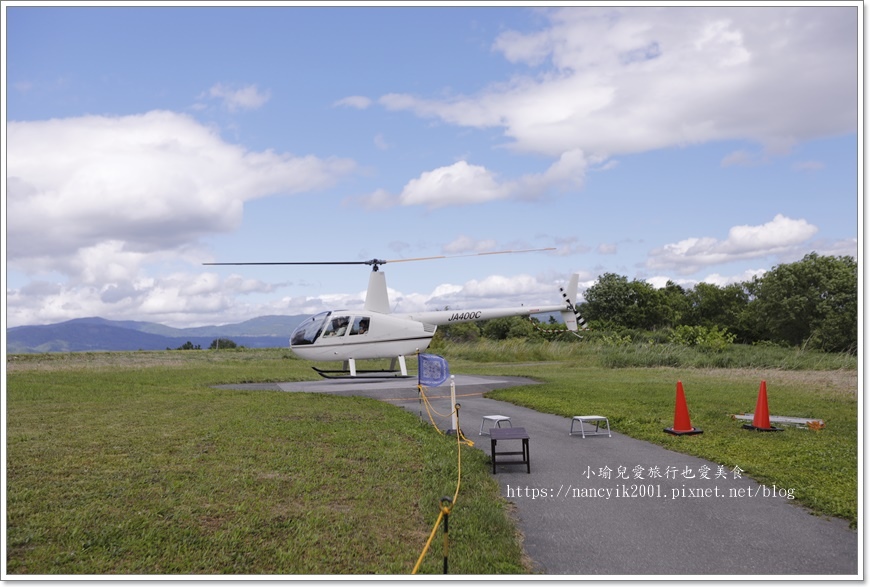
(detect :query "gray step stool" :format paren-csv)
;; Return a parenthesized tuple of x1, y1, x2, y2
(570, 416, 611, 438)
(480, 415, 512, 436)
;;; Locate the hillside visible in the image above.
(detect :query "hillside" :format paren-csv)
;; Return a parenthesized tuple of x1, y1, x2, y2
(6, 316, 306, 353)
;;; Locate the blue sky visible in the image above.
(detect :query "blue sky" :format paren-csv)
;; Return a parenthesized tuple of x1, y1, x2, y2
(4, 4, 861, 328)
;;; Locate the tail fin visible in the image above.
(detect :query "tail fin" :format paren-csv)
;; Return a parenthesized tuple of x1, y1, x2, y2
(364, 270, 391, 314)
(559, 274, 587, 333)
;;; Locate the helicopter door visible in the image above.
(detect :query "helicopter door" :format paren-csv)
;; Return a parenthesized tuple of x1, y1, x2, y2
(349, 316, 370, 335)
(321, 315, 351, 338)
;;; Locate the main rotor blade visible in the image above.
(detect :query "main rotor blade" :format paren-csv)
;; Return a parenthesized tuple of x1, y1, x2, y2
(203, 260, 386, 266)
(384, 247, 556, 263)
(203, 248, 555, 268)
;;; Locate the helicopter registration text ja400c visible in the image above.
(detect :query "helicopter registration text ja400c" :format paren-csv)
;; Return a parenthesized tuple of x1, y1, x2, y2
(205, 251, 586, 378)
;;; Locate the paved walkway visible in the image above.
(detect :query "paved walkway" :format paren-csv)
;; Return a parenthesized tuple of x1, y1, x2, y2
(218, 375, 858, 576)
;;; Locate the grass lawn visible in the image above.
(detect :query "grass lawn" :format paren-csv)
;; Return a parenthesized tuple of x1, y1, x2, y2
(6, 350, 526, 575)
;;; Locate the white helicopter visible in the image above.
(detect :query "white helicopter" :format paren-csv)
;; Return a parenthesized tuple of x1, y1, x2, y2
(204, 250, 586, 378)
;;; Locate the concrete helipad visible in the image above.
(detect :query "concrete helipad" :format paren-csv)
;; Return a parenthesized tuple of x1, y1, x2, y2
(216, 375, 859, 577)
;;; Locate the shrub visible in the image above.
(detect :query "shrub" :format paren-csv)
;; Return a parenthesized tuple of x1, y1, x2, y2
(209, 338, 238, 350)
(669, 325, 736, 352)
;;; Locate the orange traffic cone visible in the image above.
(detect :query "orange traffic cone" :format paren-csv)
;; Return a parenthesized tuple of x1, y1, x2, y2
(743, 380, 782, 432)
(664, 381, 703, 435)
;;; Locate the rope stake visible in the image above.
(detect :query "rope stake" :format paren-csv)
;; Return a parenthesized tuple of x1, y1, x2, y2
(440, 496, 452, 574)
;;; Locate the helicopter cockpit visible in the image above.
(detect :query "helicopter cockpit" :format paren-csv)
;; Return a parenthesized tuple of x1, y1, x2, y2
(290, 311, 330, 346)
(290, 311, 371, 346)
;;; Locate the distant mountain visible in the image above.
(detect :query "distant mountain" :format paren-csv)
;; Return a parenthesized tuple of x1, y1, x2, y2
(6, 315, 307, 354)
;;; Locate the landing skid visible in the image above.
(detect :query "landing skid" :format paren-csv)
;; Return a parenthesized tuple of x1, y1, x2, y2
(311, 356, 410, 379)
(312, 366, 411, 380)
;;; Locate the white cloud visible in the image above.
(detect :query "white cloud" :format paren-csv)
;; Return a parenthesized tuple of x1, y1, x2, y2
(378, 7, 856, 159)
(723, 215, 818, 254)
(755, 236, 856, 264)
(443, 236, 499, 255)
(817, 237, 859, 259)
(791, 160, 825, 172)
(418, 273, 561, 311)
(701, 268, 767, 287)
(399, 161, 504, 207)
(8, 111, 356, 269)
(6, 110, 357, 326)
(430, 283, 464, 299)
(373, 133, 390, 150)
(492, 27, 552, 66)
(357, 149, 589, 209)
(6, 269, 282, 328)
(206, 83, 271, 111)
(334, 95, 373, 109)
(646, 214, 819, 274)
(550, 235, 591, 256)
(721, 149, 765, 167)
(352, 187, 396, 209)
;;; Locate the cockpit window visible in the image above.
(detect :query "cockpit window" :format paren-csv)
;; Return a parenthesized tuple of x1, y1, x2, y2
(290, 311, 330, 346)
(349, 316, 370, 335)
(321, 316, 351, 338)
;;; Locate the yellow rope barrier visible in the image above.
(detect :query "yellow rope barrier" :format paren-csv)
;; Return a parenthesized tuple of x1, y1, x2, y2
(418, 384, 452, 419)
(412, 509, 445, 574)
(411, 400, 467, 574)
(417, 385, 474, 446)
(411, 352, 478, 573)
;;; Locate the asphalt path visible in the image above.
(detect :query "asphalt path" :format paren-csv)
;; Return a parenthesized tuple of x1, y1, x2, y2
(216, 375, 858, 577)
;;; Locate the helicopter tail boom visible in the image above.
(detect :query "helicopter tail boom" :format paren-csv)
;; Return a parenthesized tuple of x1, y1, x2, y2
(401, 274, 586, 330)
(402, 304, 568, 327)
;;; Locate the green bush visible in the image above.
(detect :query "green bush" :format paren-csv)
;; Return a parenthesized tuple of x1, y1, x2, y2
(669, 325, 736, 352)
(209, 338, 238, 350)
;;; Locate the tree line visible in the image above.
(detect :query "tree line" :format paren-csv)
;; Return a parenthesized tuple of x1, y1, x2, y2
(436, 253, 857, 354)
(172, 338, 239, 351)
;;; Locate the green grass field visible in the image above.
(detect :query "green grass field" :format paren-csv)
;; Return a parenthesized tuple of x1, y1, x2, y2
(6, 343, 858, 574)
(6, 350, 526, 575)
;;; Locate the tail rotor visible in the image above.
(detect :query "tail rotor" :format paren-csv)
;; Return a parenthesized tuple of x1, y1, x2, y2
(559, 274, 587, 337)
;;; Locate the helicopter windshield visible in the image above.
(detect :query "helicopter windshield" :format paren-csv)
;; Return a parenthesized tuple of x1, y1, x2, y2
(290, 311, 331, 346)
